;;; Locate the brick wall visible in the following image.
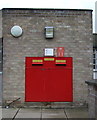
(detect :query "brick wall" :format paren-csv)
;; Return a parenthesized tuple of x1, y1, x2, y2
(95, 1, 97, 33)
(0, 10, 2, 38)
(2, 8, 93, 106)
(88, 85, 97, 118)
(0, 10, 2, 105)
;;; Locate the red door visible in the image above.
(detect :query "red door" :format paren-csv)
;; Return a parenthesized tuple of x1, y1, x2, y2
(25, 57, 73, 102)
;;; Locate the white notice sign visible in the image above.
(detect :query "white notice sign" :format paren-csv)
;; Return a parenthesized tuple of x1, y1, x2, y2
(44, 48, 54, 56)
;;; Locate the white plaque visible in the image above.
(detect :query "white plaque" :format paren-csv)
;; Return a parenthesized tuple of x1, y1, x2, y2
(44, 48, 54, 56)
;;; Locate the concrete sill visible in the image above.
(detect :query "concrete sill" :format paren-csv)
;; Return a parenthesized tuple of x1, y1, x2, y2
(93, 69, 97, 72)
(85, 80, 97, 86)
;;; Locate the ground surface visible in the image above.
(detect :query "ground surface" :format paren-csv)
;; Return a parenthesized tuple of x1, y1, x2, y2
(1, 107, 89, 119)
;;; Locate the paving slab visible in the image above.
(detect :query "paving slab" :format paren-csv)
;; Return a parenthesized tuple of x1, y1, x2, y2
(2, 108, 18, 118)
(42, 109, 66, 119)
(2, 107, 89, 119)
(0, 73, 2, 105)
(65, 107, 89, 118)
(15, 108, 41, 118)
(0, 107, 2, 120)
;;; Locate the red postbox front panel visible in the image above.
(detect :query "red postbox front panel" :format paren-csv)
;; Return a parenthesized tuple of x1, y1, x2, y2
(25, 57, 73, 102)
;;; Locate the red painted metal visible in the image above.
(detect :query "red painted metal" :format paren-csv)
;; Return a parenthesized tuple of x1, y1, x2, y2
(25, 57, 73, 102)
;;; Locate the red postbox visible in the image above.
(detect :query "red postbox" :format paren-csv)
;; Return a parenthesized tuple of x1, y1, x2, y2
(25, 57, 73, 102)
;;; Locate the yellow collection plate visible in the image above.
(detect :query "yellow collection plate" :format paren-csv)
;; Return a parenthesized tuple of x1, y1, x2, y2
(56, 60, 66, 63)
(32, 60, 43, 62)
(44, 58, 55, 61)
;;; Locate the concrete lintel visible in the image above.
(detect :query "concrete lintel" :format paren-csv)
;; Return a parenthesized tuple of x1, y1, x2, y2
(85, 80, 97, 86)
